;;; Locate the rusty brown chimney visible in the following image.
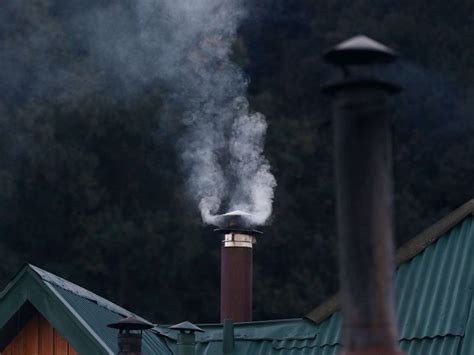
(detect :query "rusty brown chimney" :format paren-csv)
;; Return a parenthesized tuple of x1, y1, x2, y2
(107, 316, 154, 355)
(323, 35, 405, 355)
(214, 211, 262, 322)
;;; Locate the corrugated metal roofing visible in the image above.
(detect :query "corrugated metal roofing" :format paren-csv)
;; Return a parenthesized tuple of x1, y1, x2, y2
(194, 341, 339, 355)
(313, 311, 341, 347)
(399, 336, 462, 355)
(54, 286, 172, 354)
(30, 265, 173, 354)
(157, 319, 328, 354)
(313, 216, 474, 348)
(303, 216, 474, 353)
(460, 290, 474, 354)
(395, 216, 474, 340)
(161, 214, 474, 354)
(158, 319, 341, 354)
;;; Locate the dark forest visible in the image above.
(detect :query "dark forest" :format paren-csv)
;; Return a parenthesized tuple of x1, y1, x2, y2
(1, 0, 473, 324)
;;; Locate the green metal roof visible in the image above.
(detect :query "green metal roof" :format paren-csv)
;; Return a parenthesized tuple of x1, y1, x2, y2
(156, 319, 328, 354)
(396, 217, 473, 340)
(312, 215, 474, 354)
(0, 264, 172, 354)
(1, 201, 473, 354)
(159, 212, 474, 354)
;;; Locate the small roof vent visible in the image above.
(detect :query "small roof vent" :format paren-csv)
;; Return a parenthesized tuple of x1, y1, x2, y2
(170, 321, 205, 333)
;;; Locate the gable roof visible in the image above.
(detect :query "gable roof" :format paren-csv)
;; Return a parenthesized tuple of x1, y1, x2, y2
(0, 264, 172, 354)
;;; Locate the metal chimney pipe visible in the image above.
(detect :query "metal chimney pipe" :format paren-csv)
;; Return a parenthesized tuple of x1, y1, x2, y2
(222, 319, 235, 354)
(107, 316, 154, 355)
(323, 35, 404, 355)
(170, 321, 204, 355)
(214, 211, 262, 322)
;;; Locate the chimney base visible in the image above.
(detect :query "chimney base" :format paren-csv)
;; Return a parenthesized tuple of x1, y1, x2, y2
(118, 333, 142, 355)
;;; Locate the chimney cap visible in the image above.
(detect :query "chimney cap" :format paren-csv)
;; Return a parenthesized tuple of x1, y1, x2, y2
(107, 316, 154, 331)
(213, 210, 260, 230)
(324, 35, 397, 65)
(170, 321, 205, 333)
(221, 210, 251, 217)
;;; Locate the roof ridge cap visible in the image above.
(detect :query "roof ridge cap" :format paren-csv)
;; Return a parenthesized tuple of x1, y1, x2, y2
(395, 198, 474, 265)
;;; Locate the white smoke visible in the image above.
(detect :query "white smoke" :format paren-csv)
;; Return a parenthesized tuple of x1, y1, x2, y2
(229, 99, 276, 225)
(123, 0, 277, 225)
(2, 0, 277, 226)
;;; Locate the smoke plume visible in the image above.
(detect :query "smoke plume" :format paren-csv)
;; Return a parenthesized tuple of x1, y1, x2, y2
(0, 0, 276, 225)
(154, 0, 277, 225)
(91, 0, 276, 225)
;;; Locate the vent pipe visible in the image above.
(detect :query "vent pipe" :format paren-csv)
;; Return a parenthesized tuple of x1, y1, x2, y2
(170, 321, 204, 355)
(107, 316, 154, 355)
(214, 211, 262, 322)
(222, 319, 235, 354)
(323, 35, 405, 355)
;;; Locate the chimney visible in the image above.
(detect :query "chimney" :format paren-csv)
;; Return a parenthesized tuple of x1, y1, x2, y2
(107, 316, 154, 355)
(323, 35, 405, 355)
(214, 211, 262, 322)
(170, 321, 204, 355)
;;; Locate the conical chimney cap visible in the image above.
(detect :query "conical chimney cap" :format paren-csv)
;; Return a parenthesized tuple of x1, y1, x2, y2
(324, 35, 397, 65)
(170, 321, 205, 333)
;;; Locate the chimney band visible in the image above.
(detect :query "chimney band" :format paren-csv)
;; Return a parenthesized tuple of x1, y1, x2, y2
(223, 233, 256, 248)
